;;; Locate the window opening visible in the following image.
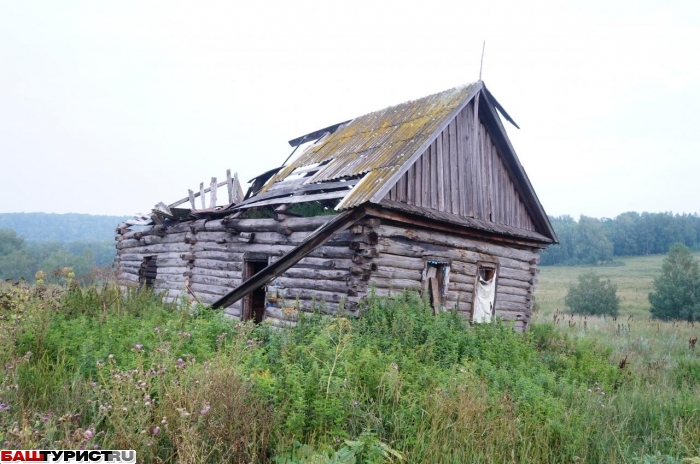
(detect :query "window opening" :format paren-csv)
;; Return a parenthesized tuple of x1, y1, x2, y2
(139, 256, 158, 289)
(473, 262, 498, 323)
(243, 258, 268, 323)
(424, 260, 450, 314)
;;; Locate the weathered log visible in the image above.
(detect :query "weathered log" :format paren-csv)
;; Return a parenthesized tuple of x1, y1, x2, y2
(379, 225, 538, 262)
(190, 274, 240, 288)
(193, 242, 291, 254)
(193, 251, 245, 261)
(141, 235, 164, 246)
(116, 239, 141, 249)
(372, 266, 421, 281)
(378, 237, 532, 271)
(306, 246, 355, 260)
(497, 286, 529, 297)
(188, 282, 229, 296)
(192, 259, 242, 271)
(280, 268, 350, 281)
(154, 266, 189, 276)
(224, 216, 333, 233)
(278, 288, 347, 304)
(497, 267, 533, 282)
(120, 226, 156, 240)
(275, 277, 349, 294)
(495, 292, 529, 304)
(296, 257, 352, 269)
(369, 277, 422, 291)
(121, 243, 192, 254)
(192, 231, 235, 242)
(496, 278, 530, 289)
(448, 281, 475, 293)
(155, 275, 187, 284)
(373, 255, 424, 271)
(494, 300, 527, 311)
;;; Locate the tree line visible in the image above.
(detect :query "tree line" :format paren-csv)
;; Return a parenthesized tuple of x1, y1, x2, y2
(0, 229, 115, 282)
(0, 212, 128, 241)
(541, 212, 700, 265)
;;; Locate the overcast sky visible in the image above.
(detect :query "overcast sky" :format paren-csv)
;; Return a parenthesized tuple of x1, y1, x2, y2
(1, 0, 698, 219)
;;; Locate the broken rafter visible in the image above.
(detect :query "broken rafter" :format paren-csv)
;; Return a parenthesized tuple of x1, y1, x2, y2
(169, 171, 244, 209)
(211, 207, 366, 309)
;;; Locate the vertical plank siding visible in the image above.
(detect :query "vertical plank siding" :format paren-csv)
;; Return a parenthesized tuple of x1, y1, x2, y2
(385, 100, 536, 232)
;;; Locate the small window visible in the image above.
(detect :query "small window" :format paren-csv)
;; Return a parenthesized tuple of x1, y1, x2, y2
(139, 256, 158, 289)
(473, 262, 498, 323)
(423, 259, 450, 314)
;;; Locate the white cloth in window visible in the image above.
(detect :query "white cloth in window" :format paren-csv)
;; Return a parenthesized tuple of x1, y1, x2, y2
(474, 276, 496, 323)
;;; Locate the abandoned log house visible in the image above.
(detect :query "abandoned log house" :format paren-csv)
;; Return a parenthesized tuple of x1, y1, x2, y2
(115, 81, 557, 331)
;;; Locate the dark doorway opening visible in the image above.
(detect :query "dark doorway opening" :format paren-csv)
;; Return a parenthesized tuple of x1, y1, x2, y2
(139, 256, 157, 289)
(243, 259, 268, 323)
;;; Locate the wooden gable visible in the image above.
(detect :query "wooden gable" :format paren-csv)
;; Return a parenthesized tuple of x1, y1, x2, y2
(384, 93, 539, 234)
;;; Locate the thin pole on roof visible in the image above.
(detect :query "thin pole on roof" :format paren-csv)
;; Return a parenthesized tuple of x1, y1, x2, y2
(479, 41, 486, 81)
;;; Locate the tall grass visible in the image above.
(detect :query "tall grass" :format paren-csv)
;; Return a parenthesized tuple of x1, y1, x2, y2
(0, 281, 697, 463)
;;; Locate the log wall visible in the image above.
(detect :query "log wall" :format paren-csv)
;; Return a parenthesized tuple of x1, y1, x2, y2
(114, 213, 542, 331)
(114, 215, 359, 327)
(386, 100, 535, 232)
(370, 220, 541, 331)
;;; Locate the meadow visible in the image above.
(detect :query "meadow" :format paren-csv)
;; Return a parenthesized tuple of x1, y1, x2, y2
(0, 265, 697, 463)
(536, 252, 700, 319)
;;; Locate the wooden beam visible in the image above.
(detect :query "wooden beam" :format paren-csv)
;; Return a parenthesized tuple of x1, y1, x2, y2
(188, 190, 196, 210)
(227, 169, 234, 204)
(170, 178, 230, 208)
(200, 182, 206, 210)
(209, 177, 217, 208)
(211, 207, 366, 309)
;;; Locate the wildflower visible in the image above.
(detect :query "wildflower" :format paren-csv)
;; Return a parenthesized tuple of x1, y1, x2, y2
(200, 404, 211, 415)
(352, 401, 359, 407)
(587, 389, 592, 393)
(600, 392, 605, 397)
(154, 327, 161, 333)
(93, 445, 100, 450)
(91, 382, 97, 388)
(84, 430, 94, 439)
(391, 362, 398, 371)
(134, 344, 142, 351)
(108, 354, 114, 360)
(177, 358, 186, 368)
(246, 339, 254, 346)
(152, 426, 160, 435)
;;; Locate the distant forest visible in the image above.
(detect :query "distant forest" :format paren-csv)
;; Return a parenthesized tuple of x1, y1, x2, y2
(0, 212, 128, 241)
(541, 212, 700, 265)
(0, 212, 127, 282)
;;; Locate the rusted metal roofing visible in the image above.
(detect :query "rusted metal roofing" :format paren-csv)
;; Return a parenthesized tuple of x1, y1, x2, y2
(257, 83, 481, 209)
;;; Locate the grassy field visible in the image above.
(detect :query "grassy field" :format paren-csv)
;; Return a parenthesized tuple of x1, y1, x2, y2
(535, 252, 700, 319)
(0, 269, 698, 462)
